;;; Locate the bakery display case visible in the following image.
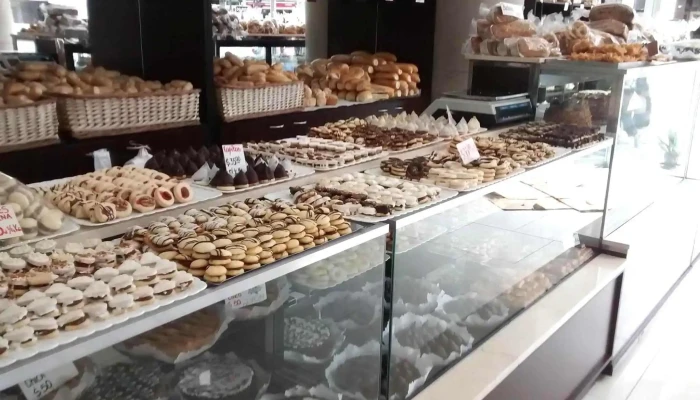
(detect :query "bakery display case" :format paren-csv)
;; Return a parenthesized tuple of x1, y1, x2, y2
(384, 134, 614, 397)
(0, 222, 389, 399)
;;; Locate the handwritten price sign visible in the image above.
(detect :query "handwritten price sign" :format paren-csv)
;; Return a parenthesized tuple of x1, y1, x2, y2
(19, 363, 78, 400)
(226, 285, 267, 309)
(0, 205, 23, 240)
(456, 138, 481, 164)
(222, 144, 247, 176)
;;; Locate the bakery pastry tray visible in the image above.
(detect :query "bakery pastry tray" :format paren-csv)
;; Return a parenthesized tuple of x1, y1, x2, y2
(364, 167, 527, 193)
(0, 279, 207, 369)
(29, 178, 222, 227)
(288, 254, 389, 294)
(264, 186, 458, 223)
(476, 131, 573, 169)
(193, 164, 316, 194)
(244, 148, 388, 172)
(0, 219, 79, 252)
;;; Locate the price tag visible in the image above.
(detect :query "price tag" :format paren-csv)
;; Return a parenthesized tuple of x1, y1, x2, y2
(456, 138, 481, 164)
(19, 363, 79, 400)
(222, 144, 247, 176)
(0, 205, 23, 240)
(499, 3, 523, 18)
(226, 285, 267, 309)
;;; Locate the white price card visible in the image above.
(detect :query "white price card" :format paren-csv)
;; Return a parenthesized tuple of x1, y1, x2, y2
(499, 3, 523, 18)
(0, 205, 23, 240)
(456, 138, 481, 164)
(19, 363, 79, 400)
(226, 285, 267, 309)
(222, 144, 247, 176)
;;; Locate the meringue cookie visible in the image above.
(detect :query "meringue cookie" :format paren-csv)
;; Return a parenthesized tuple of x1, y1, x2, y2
(468, 116, 481, 133)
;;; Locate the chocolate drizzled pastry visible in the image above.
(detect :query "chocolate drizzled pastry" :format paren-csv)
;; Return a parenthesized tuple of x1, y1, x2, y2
(245, 166, 259, 185)
(210, 169, 235, 189)
(233, 170, 249, 188)
(501, 121, 604, 148)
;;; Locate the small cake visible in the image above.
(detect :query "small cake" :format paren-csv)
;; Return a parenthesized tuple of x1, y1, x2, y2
(245, 166, 259, 186)
(233, 170, 249, 189)
(284, 317, 336, 361)
(210, 169, 236, 191)
(178, 354, 255, 400)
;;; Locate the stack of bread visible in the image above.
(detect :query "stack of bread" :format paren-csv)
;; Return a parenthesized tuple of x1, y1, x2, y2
(2, 62, 193, 102)
(213, 52, 300, 88)
(296, 51, 420, 105)
(468, 3, 558, 58)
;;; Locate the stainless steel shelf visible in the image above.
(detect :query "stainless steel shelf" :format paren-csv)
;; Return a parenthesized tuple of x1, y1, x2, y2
(0, 224, 389, 391)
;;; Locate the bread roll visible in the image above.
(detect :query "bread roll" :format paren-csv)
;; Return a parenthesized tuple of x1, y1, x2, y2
(370, 84, 395, 96)
(345, 91, 357, 101)
(374, 52, 397, 62)
(225, 52, 244, 67)
(588, 19, 629, 40)
(399, 73, 412, 82)
(330, 54, 352, 63)
(373, 79, 400, 89)
(490, 20, 536, 39)
(375, 64, 401, 74)
(395, 63, 418, 74)
(373, 72, 399, 81)
(350, 50, 372, 57)
(326, 94, 339, 106)
(351, 55, 378, 66)
(245, 64, 269, 75)
(589, 4, 635, 28)
(356, 90, 373, 102)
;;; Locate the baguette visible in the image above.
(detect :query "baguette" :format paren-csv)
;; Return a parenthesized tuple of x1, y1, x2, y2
(245, 64, 269, 74)
(370, 83, 395, 96)
(398, 80, 409, 93)
(345, 91, 357, 101)
(330, 54, 352, 63)
(310, 58, 329, 75)
(350, 50, 372, 57)
(224, 52, 244, 67)
(410, 73, 421, 83)
(266, 72, 291, 83)
(374, 52, 397, 62)
(373, 93, 390, 100)
(351, 55, 378, 66)
(356, 90, 373, 102)
(375, 64, 402, 74)
(356, 80, 372, 92)
(399, 73, 412, 82)
(373, 72, 399, 81)
(372, 79, 400, 89)
(337, 90, 347, 100)
(407, 81, 418, 90)
(327, 62, 350, 74)
(359, 65, 374, 74)
(344, 78, 363, 91)
(395, 63, 418, 74)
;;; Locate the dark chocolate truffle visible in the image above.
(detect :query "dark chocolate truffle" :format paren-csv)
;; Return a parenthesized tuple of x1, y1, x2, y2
(254, 163, 270, 183)
(274, 164, 288, 179)
(186, 147, 198, 159)
(185, 161, 199, 176)
(245, 166, 259, 185)
(154, 151, 167, 163)
(196, 153, 208, 167)
(244, 153, 255, 166)
(210, 168, 235, 190)
(144, 157, 160, 171)
(173, 163, 186, 177)
(233, 170, 249, 189)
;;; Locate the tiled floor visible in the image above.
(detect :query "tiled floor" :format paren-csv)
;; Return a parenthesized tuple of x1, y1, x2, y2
(582, 261, 700, 400)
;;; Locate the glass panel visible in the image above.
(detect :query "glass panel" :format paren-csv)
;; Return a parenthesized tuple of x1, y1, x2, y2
(604, 66, 700, 236)
(219, 46, 266, 62)
(388, 148, 611, 398)
(271, 46, 305, 71)
(0, 236, 386, 400)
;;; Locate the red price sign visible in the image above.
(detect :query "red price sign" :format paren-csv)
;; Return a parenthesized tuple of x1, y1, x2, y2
(456, 138, 481, 164)
(0, 205, 23, 240)
(222, 144, 247, 175)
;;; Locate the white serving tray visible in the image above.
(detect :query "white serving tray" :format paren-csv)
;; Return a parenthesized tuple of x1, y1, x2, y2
(364, 167, 526, 193)
(30, 179, 222, 227)
(0, 219, 80, 252)
(0, 279, 207, 369)
(265, 185, 458, 223)
(195, 165, 316, 194)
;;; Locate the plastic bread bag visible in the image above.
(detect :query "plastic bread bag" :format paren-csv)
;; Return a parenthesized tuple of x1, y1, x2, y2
(462, 36, 483, 55)
(479, 39, 501, 56)
(503, 37, 551, 58)
(474, 18, 493, 39)
(589, 19, 629, 41)
(491, 19, 537, 39)
(482, 2, 524, 24)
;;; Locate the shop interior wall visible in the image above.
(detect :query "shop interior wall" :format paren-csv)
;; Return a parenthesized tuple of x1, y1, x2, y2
(430, 0, 524, 100)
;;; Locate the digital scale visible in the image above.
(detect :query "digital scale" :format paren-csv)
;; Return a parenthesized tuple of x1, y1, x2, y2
(423, 91, 534, 128)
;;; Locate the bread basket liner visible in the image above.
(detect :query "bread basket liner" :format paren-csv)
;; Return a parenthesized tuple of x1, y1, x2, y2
(325, 340, 433, 400)
(0, 99, 59, 153)
(362, 278, 442, 316)
(314, 291, 382, 331)
(114, 304, 230, 364)
(217, 81, 304, 122)
(260, 384, 342, 400)
(50, 90, 200, 138)
(225, 277, 291, 321)
(386, 313, 474, 368)
(283, 318, 346, 365)
(171, 352, 271, 400)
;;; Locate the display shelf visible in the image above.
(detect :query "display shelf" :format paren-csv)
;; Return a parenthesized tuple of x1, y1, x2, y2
(0, 223, 389, 391)
(49, 141, 444, 246)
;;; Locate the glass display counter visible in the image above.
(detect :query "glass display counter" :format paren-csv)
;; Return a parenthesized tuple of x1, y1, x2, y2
(0, 225, 388, 400)
(385, 139, 614, 398)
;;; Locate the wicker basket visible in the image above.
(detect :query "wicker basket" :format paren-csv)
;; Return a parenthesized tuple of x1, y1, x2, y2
(218, 82, 304, 122)
(54, 90, 201, 139)
(0, 100, 60, 153)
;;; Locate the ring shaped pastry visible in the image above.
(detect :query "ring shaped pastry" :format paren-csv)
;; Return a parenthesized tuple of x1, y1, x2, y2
(132, 194, 156, 213)
(154, 188, 175, 208)
(173, 182, 193, 203)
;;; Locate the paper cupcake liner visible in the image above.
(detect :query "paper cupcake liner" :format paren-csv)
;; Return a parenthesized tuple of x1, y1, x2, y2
(434, 292, 483, 325)
(464, 300, 510, 330)
(260, 385, 342, 400)
(114, 304, 229, 364)
(363, 278, 443, 316)
(314, 291, 382, 331)
(226, 278, 291, 321)
(325, 340, 433, 400)
(284, 320, 346, 365)
(388, 313, 474, 368)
